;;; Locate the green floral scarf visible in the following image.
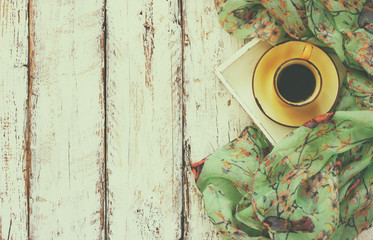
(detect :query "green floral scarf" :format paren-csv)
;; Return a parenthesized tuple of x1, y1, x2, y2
(192, 0, 373, 239)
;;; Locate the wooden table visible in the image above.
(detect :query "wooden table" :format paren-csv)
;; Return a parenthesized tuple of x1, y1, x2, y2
(0, 0, 372, 239)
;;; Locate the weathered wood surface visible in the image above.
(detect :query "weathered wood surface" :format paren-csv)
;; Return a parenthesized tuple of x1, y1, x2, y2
(0, 0, 372, 239)
(106, 0, 183, 239)
(182, 0, 251, 239)
(0, 0, 28, 239)
(28, 0, 106, 239)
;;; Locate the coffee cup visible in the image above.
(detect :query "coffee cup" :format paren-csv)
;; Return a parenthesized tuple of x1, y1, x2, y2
(273, 44, 322, 107)
(252, 41, 340, 127)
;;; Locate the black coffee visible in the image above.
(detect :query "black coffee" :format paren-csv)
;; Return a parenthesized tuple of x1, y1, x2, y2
(277, 64, 316, 103)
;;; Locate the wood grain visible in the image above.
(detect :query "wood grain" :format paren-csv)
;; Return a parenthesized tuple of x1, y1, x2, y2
(0, 0, 28, 239)
(1, 1, 372, 239)
(106, 0, 183, 239)
(182, 0, 252, 239)
(27, 0, 106, 239)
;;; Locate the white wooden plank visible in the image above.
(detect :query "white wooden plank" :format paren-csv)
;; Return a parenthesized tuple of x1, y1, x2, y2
(28, 0, 106, 239)
(106, 0, 183, 239)
(0, 0, 28, 239)
(182, 0, 252, 239)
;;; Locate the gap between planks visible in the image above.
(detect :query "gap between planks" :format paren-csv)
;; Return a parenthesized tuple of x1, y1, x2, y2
(25, 0, 32, 238)
(102, 0, 109, 239)
(177, 0, 194, 239)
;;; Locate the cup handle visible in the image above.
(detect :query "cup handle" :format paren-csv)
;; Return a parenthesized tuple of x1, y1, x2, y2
(300, 44, 313, 60)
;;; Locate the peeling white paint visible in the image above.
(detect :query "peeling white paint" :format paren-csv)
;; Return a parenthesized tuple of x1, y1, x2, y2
(0, 0, 372, 239)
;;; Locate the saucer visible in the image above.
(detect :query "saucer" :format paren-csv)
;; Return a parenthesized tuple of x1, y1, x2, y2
(252, 41, 340, 127)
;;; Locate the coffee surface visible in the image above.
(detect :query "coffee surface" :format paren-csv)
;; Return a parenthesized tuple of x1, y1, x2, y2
(277, 64, 316, 103)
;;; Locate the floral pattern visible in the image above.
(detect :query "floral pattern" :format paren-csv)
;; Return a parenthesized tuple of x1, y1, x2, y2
(193, 0, 373, 239)
(215, 0, 373, 76)
(195, 116, 373, 240)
